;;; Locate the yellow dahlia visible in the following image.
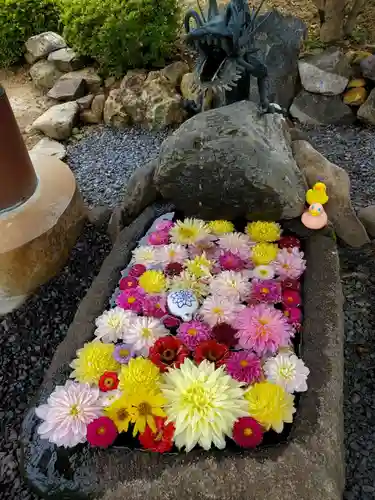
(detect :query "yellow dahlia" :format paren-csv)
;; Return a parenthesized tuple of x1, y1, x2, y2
(127, 388, 166, 436)
(105, 394, 132, 433)
(246, 221, 281, 242)
(70, 342, 120, 385)
(168, 271, 210, 299)
(118, 357, 161, 393)
(251, 243, 279, 266)
(138, 270, 167, 294)
(208, 220, 235, 235)
(244, 381, 295, 433)
(170, 218, 210, 245)
(185, 253, 213, 278)
(161, 358, 249, 451)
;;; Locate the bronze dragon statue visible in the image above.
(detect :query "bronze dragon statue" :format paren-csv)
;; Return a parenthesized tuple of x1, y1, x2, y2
(184, 0, 283, 115)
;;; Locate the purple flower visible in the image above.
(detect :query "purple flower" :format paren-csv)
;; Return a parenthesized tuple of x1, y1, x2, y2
(177, 320, 212, 350)
(113, 344, 135, 364)
(224, 351, 262, 384)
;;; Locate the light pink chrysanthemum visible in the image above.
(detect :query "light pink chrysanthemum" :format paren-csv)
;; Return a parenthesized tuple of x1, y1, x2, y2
(219, 251, 245, 271)
(158, 244, 189, 265)
(274, 248, 306, 280)
(188, 236, 220, 261)
(218, 233, 252, 260)
(224, 351, 263, 385)
(234, 304, 294, 356)
(200, 295, 245, 327)
(155, 220, 174, 232)
(210, 271, 251, 301)
(177, 320, 212, 349)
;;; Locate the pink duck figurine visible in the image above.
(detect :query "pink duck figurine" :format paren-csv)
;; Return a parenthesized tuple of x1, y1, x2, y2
(301, 203, 328, 230)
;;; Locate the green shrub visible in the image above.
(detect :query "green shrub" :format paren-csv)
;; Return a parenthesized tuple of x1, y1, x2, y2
(60, 0, 180, 77)
(0, 0, 60, 67)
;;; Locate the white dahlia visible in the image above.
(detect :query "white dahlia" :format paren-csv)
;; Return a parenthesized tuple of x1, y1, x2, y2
(124, 316, 169, 355)
(94, 307, 135, 343)
(263, 353, 310, 393)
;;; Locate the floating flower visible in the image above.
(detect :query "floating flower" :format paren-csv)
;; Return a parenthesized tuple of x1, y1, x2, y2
(252, 264, 275, 280)
(70, 343, 120, 385)
(185, 253, 213, 278)
(105, 394, 133, 433)
(210, 270, 251, 301)
(245, 381, 296, 433)
(219, 251, 245, 271)
(274, 248, 306, 280)
(138, 270, 167, 295)
(251, 279, 282, 304)
(119, 276, 138, 290)
(208, 220, 235, 235)
(35, 381, 103, 447)
(188, 236, 219, 260)
(155, 220, 174, 232)
(282, 278, 301, 291)
(162, 315, 181, 329)
(278, 235, 301, 249)
(218, 232, 251, 260)
(246, 221, 281, 242)
(87, 416, 118, 448)
(149, 336, 190, 372)
(116, 288, 144, 313)
(212, 323, 238, 348)
(131, 246, 158, 267)
(224, 351, 262, 384)
(142, 295, 167, 318)
(165, 262, 184, 276)
(148, 231, 170, 246)
(98, 372, 119, 392)
(234, 304, 294, 356)
(177, 320, 212, 349)
(158, 244, 188, 265)
(251, 243, 279, 266)
(200, 295, 245, 327)
(124, 316, 169, 356)
(282, 289, 301, 307)
(128, 389, 166, 436)
(232, 417, 264, 448)
(161, 359, 248, 451)
(94, 307, 133, 343)
(100, 389, 122, 407)
(194, 340, 229, 367)
(113, 344, 135, 365)
(128, 264, 147, 277)
(263, 353, 309, 393)
(283, 307, 302, 328)
(170, 218, 210, 245)
(118, 357, 161, 393)
(139, 416, 175, 453)
(169, 271, 209, 299)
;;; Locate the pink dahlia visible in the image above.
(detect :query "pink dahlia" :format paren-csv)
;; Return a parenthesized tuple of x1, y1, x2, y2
(282, 290, 301, 308)
(116, 288, 144, 313)
(142, 295, 167, 318)
(234, 304, 294, 356)
(200, 295, 245, 327)
(250, 279, 282, 304)
(274, 248, 306, 280)
(219, 251, 245, 271)
(218, 232, 252, 260)
(148, 231, 170, 246)
(177, 320, 212, 349)
(224, 351, 262, 384)
(155, 220, 174, 232)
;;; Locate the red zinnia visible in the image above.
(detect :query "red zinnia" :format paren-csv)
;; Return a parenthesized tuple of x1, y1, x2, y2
(232, 417, 263, 448)
(139, 416, 175, 453)
(149, 336, 189, 372)
(165, 262, 184, 277)
(282, 289, 301, 307)
(278, 236, 301, 249)
(119, 276, 138, 290)
(128, 264, 147, 278)
(87, 416, 118, 448)
(282, 278, 301, 291)
(194, 340, 229, 367)
(98, 372, 119, 392)
(212, 323, 238, 348)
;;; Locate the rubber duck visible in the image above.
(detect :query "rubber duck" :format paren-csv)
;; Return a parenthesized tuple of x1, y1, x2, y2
(305, 182, 329, 206)
(301, 203, 328, 230)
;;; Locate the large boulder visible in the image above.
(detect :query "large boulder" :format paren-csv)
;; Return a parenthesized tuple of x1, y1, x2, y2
(359, 55, 375, 81)
(290, 91, 354, 125)
(47, 47, 85, 72)
(249, 11, 307, 110)
(154, 101, 306, 220)
(28, 137, 66, 160)
(47, 75, 86, 101)
(292, 140, 370, 248)
(357, 88, 375, 125)
(31, 102, 79, 140)
(358, 205, 375, 238)
(29, 60, 63, 91)
(61, 68, 102, 94)
(25, 32, 66, 64)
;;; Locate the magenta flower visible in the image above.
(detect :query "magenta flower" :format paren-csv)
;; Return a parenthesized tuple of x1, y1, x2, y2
(148, 231, 170, 246)
(282, 290, 301, 308)
(274, 248, 306, 280)
(119, 276, 138, 290)
(128, 264, 147, 278)
(142, 295, 167, 318)
(225, 351, 262, 384)
(219, 251, 245, 271)
(155, 220, 174, 232)
(177, 320, 212, 349)
(283, 307, 302, 327)
(163, 315, 181, 329)
(234, 304, 294, 356)
(250, 279, 282, 304)
(116, 288, 144, 313)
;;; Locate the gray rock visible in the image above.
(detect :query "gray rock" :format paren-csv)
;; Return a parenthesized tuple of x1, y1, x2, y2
(357, 88, 375, 126)
(87, 205, 112, 230)
(360, 55, 375, 81)
(29, 60, 63, 91)
(28, 137, 66, 160)
(47, 47, 85, 72)
(161, 61, 190, 88)
(76, 94, 94, 110)
(298, 60, 349, 95)
(249, 11, 307, 110)
(31, 102, 79, 140)
(62, 68, 102, 94)
(358, 205, 375, 238)
(290, 91, 354, 125)
(47, 76, 86, 101)
(155, 100, 306, 220)
(25, 32, 66, 64)
(80, 94, 105, 124)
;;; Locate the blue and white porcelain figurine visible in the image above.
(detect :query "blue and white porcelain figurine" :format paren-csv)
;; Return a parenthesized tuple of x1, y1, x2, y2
(167, 289, 199, 321)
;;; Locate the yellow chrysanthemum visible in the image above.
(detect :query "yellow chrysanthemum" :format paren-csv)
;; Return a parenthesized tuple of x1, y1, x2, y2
(70, 342, 120, 385)
(168, 271, 209, 299)
(244, 381, 295, 433)
(246, 221, 281, 242)
(138, 270, 167, 294)
(127, 389, 166, 436)
(105, 394, 132, 433)
(185, 253, 212, 278)
(208, 220, 235, 235)
(118, 357, 160, 393)
(170, 218, 210, 245)
(251, 243, 279, 266)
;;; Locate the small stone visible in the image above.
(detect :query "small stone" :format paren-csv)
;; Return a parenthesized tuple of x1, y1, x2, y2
(62, 68, 102, 94)
(47, 47, 84, 72)
(80, 94, 105, 124)
(76, 94, 94, 110)
(358, 205, 375, 237)
(29, 138, 66, 160)
(161, 61, 190, 88)
(357, 88, 375, 125)
(343, 87, 368, 106)
(29, 60, 63, 91)
(25, 32, 66, 63)
(32, 102, 79, 140)
(47, 76, 86, 101)
(347, 78, 366, 88)
(290, 91, 354, 125)
(360, 55, 375, 81)
(298, 60, 349, 95)
(87, 205, 112, 230)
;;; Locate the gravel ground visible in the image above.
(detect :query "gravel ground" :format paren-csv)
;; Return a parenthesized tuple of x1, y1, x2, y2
(1, 123, 375, 500)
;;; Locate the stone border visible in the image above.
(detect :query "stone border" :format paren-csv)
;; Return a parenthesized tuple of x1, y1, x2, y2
(20, 214, 344, 500)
